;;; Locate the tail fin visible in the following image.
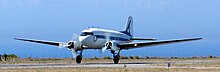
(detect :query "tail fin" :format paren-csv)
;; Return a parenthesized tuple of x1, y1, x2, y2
(123, 16, 133, 37)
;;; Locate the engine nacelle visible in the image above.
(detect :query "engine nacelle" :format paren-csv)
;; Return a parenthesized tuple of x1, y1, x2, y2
(104, 41, 120, 51)
(67, 41, 82, 50)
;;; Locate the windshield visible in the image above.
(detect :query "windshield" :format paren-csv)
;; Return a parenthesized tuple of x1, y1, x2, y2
(80, 32, 94, 36)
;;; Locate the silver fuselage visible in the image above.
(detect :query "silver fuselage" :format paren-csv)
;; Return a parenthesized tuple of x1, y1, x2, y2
(79, 28, 132, 49)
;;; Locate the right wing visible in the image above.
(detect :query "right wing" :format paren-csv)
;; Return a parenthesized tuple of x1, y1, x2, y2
(14, 38, 63, 46)
(131, 37, 157, 41)
(119, 38, 202, 50)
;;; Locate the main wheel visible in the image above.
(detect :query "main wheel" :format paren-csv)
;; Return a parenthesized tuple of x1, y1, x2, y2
(76, 55, 82, 64)
(113, 55, 120, 64)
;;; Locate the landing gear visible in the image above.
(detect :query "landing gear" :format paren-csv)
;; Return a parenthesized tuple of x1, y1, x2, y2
(111, 50, 121, 64)
(75, 50, 83, 64)
(113, 55, 120, 64)
(76, 55, 82, 64)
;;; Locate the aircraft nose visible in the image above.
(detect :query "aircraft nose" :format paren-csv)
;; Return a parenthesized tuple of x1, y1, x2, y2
(79, 36, 87, 42)
(79, 36, 93, 43)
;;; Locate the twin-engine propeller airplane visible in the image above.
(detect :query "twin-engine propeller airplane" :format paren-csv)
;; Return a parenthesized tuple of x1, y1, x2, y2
(15, 16, 202, 64)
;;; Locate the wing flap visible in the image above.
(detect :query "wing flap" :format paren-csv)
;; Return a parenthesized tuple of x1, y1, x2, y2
(119, 38, 202, 49)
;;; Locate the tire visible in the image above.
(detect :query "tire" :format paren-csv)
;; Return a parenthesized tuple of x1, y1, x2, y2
(113, 56, 120, 64)
(76, 55, 82, 64)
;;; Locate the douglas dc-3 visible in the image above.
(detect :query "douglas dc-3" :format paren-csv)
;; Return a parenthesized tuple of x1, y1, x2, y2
(15, 16, 202, 64)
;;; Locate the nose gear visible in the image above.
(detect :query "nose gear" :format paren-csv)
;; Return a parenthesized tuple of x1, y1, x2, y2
(75, 50, 83, 64)
(111, 50, 121, 64)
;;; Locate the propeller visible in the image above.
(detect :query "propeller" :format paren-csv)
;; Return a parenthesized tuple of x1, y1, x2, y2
(101, 33, 111, 53)
(102, 46, 107, 53)
(58, 34, 78, 48)
(71, 34, 79, 42)
(70, 48, 77, 58)
(59, 34, 80, 58)
(70, 34, 79, 57)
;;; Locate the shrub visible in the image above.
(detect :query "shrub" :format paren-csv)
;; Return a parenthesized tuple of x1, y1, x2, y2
(145, 56, 150, 59)
(120, 56, 128, 59)
(91, 56, 98, 59)
(0, 54, 19, 61)
(134, 56, 140, 59)
(104, 56, 111, 59)
(129, 56, 134, 59)
(208, 55, 213, 58)
(1, 54, 19, 59)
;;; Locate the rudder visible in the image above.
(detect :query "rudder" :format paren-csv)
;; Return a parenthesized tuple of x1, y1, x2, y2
(123, 16, 133, 37)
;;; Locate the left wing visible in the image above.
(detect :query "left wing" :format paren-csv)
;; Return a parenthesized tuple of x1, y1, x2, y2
(119, 38, 202, 50)
(14, 38, 62, 47)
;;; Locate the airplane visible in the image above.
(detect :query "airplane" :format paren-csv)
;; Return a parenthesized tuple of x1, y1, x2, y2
(15, 16, 202, 64)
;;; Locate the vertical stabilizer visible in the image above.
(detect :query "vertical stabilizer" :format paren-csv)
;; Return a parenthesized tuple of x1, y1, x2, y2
(123, 16, 133, 37)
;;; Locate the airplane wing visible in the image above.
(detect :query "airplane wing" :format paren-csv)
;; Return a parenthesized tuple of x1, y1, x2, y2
(119, 38, 202, 50)
(131, 37, 157, 41)
(14, 38, 62, 46)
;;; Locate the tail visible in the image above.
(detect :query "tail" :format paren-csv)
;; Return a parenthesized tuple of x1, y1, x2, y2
(122, 16, 133, 37)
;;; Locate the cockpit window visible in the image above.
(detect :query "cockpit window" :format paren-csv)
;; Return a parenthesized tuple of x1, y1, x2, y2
(80, 32, 94, 36)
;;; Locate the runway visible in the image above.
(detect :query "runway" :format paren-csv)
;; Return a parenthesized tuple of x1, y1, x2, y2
(1, 62, 220, 69)
(0, 62, 162, 69)
(0, 58, 220, 69)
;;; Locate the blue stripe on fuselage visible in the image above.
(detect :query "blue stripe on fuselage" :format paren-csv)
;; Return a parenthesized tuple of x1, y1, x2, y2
(95, 35, 130, 41)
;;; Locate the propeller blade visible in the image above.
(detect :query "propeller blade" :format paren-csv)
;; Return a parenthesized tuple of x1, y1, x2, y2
(58, 43, 68, 48)
(105, 33, 111, 41)
(71, 48, 77, 58)
(101, 33, 111, 53)
(102, 46, 107, 53)
(58, 43, 63, 48)
(72, 34, 79, 41)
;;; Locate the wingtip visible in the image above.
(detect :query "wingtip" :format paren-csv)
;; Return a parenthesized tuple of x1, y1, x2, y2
(193, 37, 203, 40)
(14, 38, 24, 40)
(14, 38, 22, 40)
(152, 38, 157, 40)
(197, 37, 203, 40)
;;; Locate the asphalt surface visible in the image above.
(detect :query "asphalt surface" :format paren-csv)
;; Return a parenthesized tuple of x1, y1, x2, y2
(0, 62, 220, 69)
(1, 59, 220, 69)
(0, 63, 165, 69)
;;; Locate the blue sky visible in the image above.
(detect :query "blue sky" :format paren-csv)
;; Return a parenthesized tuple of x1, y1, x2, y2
(0, 0, 219, 58)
